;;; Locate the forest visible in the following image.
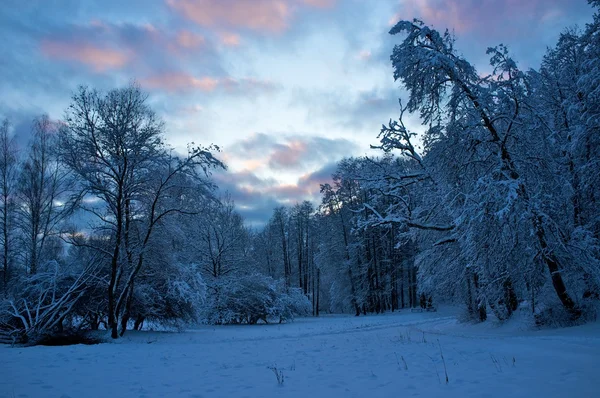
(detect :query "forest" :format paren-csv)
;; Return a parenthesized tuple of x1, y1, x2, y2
(1, 1, 599, 346)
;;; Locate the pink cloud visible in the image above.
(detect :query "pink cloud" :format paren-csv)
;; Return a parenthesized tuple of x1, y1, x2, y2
(241, 159, 265, 172)
(40, 40, 129, 72)
(219, 32, 242, 47)
(142, 72, 278, 94)
(41, 21, 212, 75)
(390, 0, 574, 37)
(389, 0, 470, 33)
(166, 0, 292, 33)
(176, 30, 206, 48)
(262, 168, 332, 201)
(143, 73, 219, 92)
(166, 0, 338, 33)
(269, 140, 308, 168)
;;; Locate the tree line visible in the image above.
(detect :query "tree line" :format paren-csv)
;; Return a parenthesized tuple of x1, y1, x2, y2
(256, 1, 600, 324)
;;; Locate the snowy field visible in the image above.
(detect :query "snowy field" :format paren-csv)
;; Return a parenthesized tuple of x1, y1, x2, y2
(2, 309, 599, 398)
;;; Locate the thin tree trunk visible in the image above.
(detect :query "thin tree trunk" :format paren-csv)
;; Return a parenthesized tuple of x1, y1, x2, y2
(134, 316, 145, 331)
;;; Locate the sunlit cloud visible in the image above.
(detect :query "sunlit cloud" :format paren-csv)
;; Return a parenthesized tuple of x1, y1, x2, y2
(39, 20, 216, 78)
(143, 73, 219, 92)
(389, 0, 575, 37)
(269, 140, 309, 168)
(219, 32, 242, 47)
(226, 134, 358, 174)
(40, 40, 130, 72)
(166, 0, 339, 33)
(166, 0, 292, 33)
(142, 72, 279, 95)
(176, 30, 206, 48)
(301, 0, 337, 8)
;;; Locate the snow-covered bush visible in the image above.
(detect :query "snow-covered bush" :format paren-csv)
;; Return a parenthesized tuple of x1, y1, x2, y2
(203, 273, 311, 325)
(1, 260, 99, 344)
(128, 263, 207, 330)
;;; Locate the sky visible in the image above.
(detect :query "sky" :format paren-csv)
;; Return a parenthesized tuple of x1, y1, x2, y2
(0, 0, 594, 226)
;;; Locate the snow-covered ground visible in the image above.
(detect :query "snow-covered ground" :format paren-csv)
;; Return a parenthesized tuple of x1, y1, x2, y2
(2, 308, 599, 398)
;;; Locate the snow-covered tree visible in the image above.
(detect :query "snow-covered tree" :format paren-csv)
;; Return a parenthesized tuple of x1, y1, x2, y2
(59, 84, 224, 338)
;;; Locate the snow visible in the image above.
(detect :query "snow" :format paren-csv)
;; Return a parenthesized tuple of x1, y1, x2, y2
(2, 308, 599, 398)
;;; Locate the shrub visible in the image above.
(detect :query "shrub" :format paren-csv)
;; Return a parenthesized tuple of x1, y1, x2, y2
(203, 274, 311, 325)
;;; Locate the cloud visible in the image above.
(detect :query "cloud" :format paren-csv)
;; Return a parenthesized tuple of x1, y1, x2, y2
(214, 134, 358, 225)
(357, 50, 372, 61)
(389, 0, 586, 37)
(40, 40, 130, 72)
(166, 0, 292, 33)
(226, 134, 359, 172)
(268, 136, 357, 170)
(301, 0, 337, 8)
(269, 140, 309, 168)
(384, 0, 593, 72)
(219, 32, 241, 46)
(141, 72, 279, 95)
(178, 104, 205, 114)
(213, 161, 338, 226)
(212, 168, 280, 226)
(176, 30, 206, 48)
(38, 20, 218, 76)
(220, 77, 279, 93)
(166, 0, 339, 34)
(143, 73, 219, 92)
(292, 86, 401, 133)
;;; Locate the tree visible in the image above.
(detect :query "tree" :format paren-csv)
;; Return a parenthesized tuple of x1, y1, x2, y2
(374, 16, 600, 320)
(271, 206, 292, 288)
(0, 119, 18, 292)
(59, 83, 224, 338)
(17, 115, 76, 275)
(197, 196, 249, 280)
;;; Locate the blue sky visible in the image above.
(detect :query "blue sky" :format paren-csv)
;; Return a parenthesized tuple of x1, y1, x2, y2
(0, 0, 594, 225)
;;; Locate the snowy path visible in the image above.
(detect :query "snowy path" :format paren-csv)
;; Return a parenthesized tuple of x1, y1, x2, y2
(1, 309, 599, 398)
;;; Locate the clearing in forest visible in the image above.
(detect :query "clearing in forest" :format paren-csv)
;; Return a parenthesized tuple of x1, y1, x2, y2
(1, 308, 599, 398)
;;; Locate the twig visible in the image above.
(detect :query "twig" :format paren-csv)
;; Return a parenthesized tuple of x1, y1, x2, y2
(268, 366, 284, 385)
(438, 339, 449, 384)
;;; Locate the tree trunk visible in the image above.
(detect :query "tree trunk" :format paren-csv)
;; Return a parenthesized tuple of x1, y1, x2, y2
(532, 215, 580, 317)
(316, 268, 320, 316)
(472, 272, 487, 322)
(89, 313, 99, 331)
(2, 204, 8, 291)
(134, 316, 145, 331)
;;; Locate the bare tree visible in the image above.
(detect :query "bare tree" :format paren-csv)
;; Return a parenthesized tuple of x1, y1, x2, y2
(271, 207, 292, 288)
(0, 119, 18, 291)
(17, 115, 76, 275)
(60, 84, 224, 338)
(197, 196, 248, 280)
